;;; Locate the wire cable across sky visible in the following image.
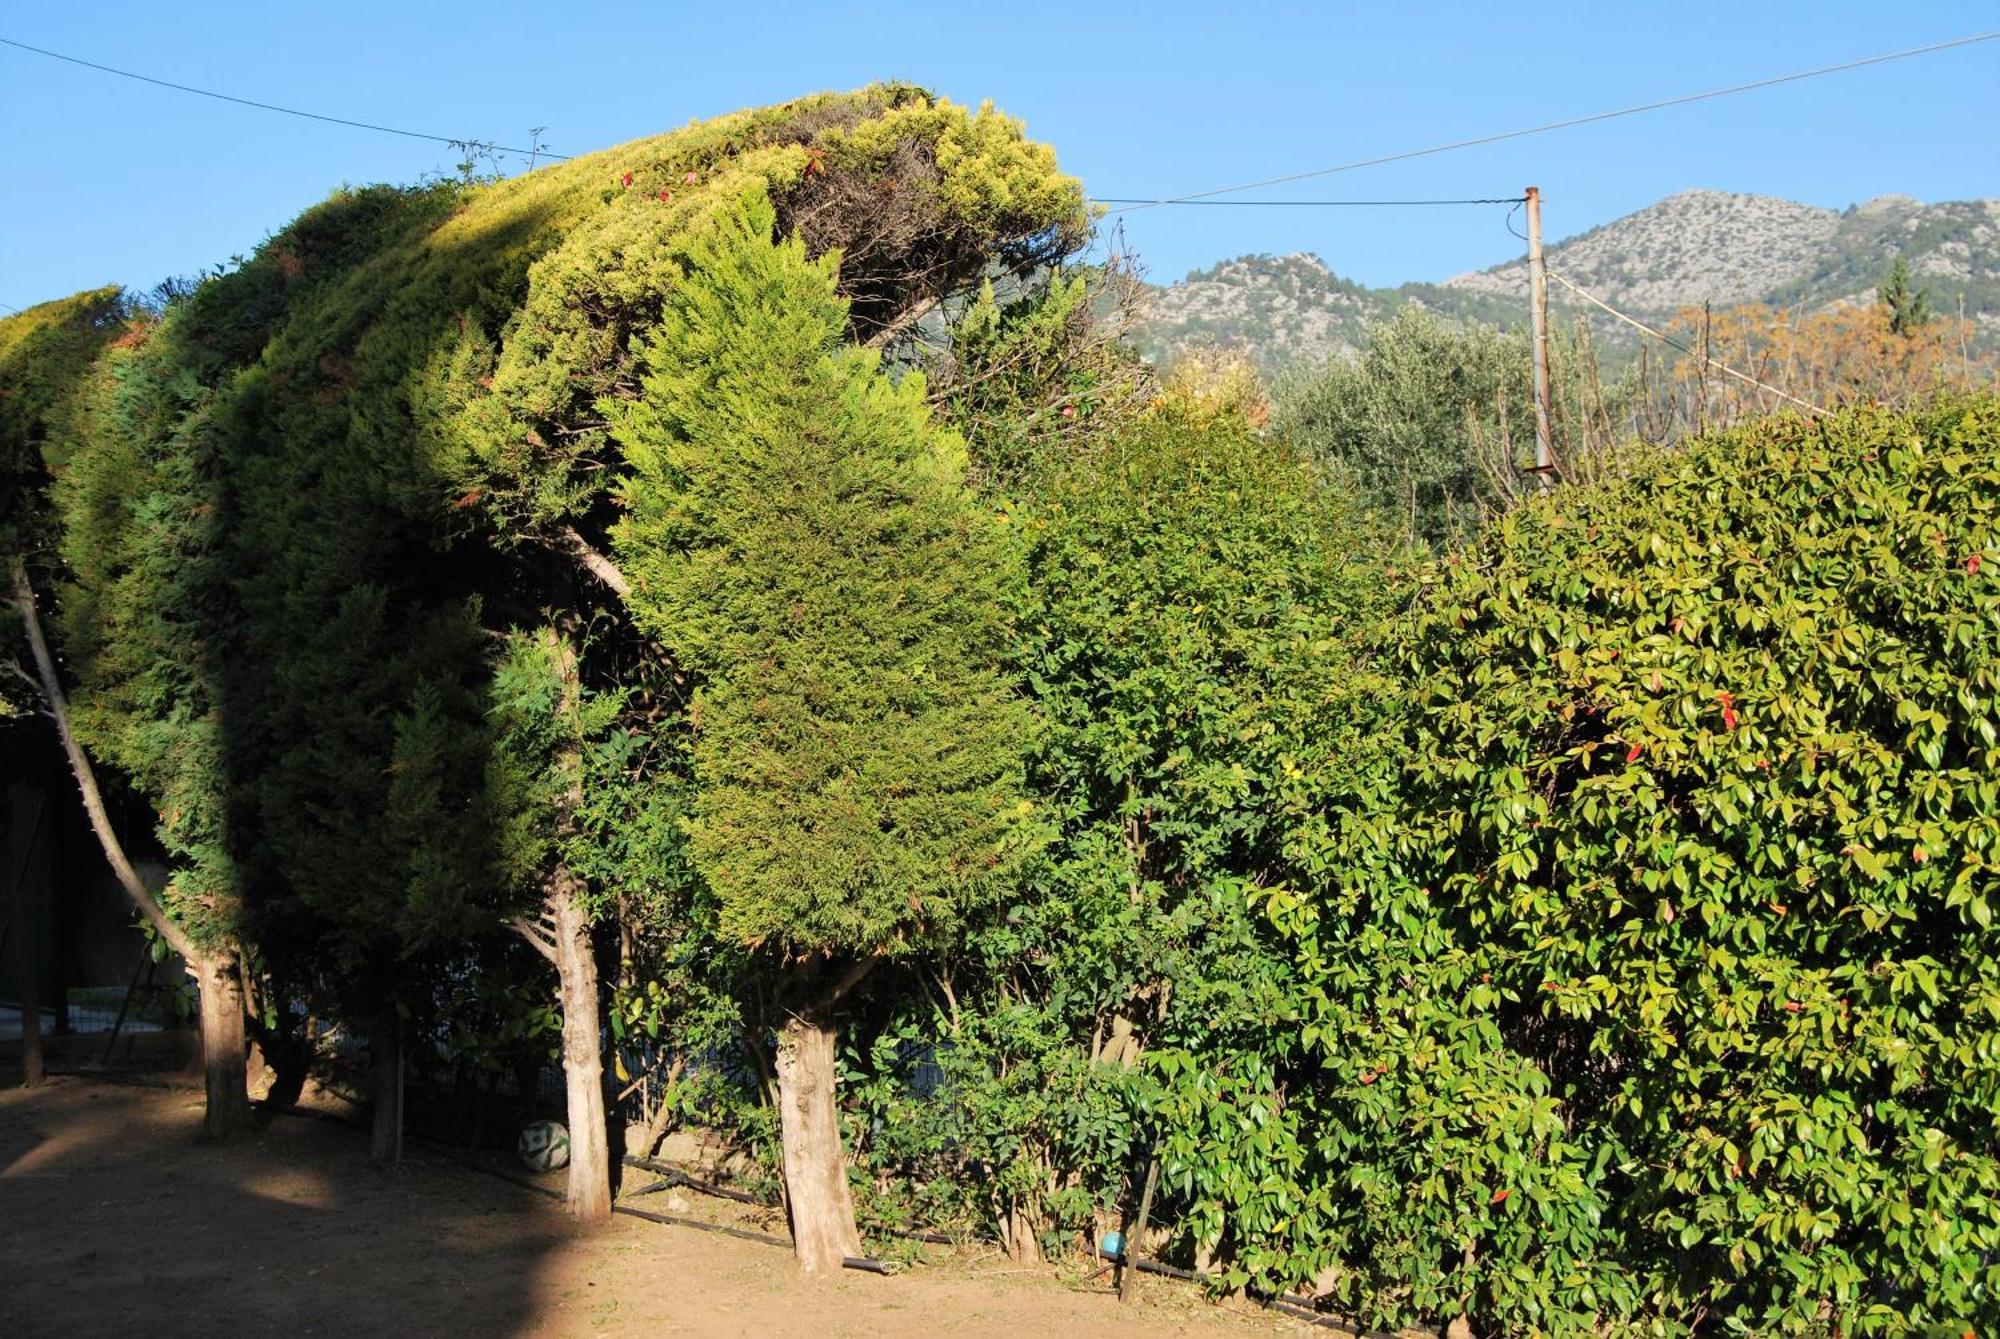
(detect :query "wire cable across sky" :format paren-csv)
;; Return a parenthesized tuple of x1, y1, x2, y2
(0, 35, 573, 162)
(1088, 195, 1525, 208)
(5, 28, 1995, 205)
(1105, 28, 2000, 213)
(1546, 268, 1828, 416)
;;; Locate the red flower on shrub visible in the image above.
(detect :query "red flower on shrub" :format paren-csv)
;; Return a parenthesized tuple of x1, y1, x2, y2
(1968, 553, 1982, 575)
(1624, 742, 1642, 763)
(1717, 691, 1738, 731)
(620, 171, 634, 188)
(1490, 1189, 1510, 1204)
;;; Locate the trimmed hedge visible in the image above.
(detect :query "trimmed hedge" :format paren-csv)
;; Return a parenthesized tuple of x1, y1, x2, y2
(1259, 398, 2000, 1333)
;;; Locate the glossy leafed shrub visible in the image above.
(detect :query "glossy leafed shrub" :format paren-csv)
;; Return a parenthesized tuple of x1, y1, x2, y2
(1277, 399, 2000, 1332)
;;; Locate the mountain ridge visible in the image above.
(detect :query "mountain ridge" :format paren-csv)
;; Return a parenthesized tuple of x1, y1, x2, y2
(1134, 189, 2000, 375)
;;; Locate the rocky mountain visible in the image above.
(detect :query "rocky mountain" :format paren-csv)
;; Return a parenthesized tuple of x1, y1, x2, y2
(1134, 190, 2000, 376)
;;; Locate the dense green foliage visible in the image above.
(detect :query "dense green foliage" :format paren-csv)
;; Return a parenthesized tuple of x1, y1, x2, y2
(11, 73, 2000, 1335)
(1254, 399, 2000, 1332)
(1879, 255, 1933, 336)
(845, 405, 1400, 1257)
(613, 188, 1038, 965)
(0, 288, 126, 548)
(1274, 305, 1536, 549)
(18, 85, 1083, 1008)
(0, 288, 127, 719)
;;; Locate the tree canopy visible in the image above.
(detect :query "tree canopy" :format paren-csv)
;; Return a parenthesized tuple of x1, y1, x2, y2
(613, 186, 1040, 964)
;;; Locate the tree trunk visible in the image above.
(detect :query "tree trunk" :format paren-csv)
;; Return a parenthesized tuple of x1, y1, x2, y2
(13, 557, 251, 1131)
(515, 625, 614, 1224)
(552, 876, 611, 1223)
(252, 1012, 310, 1111)
(6, 828, 44, 1087)
(370, 1016, 403, 1162)
(192, 952, 253, 1138)
(774, 1013, 862, 1272)
(1001, 1201, 1043, 1264)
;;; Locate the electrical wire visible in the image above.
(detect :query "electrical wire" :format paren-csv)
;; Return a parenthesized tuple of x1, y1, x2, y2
(1088, 195, 1523, 207)
(1546, 268, 1827, 415)
(10, 27, 1993, 210)
(0, 35, 571, 162)
(1107, 29, 2000, 214)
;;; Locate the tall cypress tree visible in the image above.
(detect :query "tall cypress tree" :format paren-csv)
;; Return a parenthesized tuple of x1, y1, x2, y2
(612, 187, 1040, 1269)
(4, 292, 258, 1133)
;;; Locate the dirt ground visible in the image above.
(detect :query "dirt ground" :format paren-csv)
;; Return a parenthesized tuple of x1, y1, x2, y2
(0, 1070, 1324, 1339)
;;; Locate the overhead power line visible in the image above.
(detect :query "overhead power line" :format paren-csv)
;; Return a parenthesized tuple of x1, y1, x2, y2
(1546, 268, 1828, 416)
(0, 35, 571, 162)
(1089, 195, 1524, 208)
(1109, 29, 2000, 214)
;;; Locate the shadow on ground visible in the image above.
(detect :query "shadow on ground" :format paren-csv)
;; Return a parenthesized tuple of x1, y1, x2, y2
(0, 1069, 1315, 1339)
(0, 1072, 561, 1338)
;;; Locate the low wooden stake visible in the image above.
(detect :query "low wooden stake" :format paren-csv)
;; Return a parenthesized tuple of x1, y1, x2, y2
(1120, 1150, 1161, 1304)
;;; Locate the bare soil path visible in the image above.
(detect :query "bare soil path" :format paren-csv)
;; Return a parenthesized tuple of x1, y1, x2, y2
(0, 1073, 1316, 1338)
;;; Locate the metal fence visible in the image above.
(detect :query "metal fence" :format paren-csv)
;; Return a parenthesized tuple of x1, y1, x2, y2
(0, 979, 192, 1041)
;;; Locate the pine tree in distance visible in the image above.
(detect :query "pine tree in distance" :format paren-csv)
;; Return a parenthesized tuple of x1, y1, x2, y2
(1878, 255, 1933, 336)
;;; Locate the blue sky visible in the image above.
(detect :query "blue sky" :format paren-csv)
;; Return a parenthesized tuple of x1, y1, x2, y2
(2, 3, 1996, 311)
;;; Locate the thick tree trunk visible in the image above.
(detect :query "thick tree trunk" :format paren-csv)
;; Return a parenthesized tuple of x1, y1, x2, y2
(6, 832, 44, 1087)
(774, 1013, 863, 1273)
(370, 1016, 403, 1163)
(552, 877, 611, 1223)
(1001, 1201, 1043, 1264)
(193, 952, 253, 1138)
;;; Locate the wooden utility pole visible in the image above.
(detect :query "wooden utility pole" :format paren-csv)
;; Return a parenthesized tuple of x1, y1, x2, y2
(1525, 185, 1555, 480)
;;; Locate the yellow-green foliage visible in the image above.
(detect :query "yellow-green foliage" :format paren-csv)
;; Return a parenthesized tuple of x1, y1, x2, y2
(0, 286, 127, 721)
(821, 97, 1082, 233)
(426, 86, 1087, 531)
(0, 286, 126, 548)
(612, 188, 1040, 960)
(43, 323, 250, 946)
(20, 85, 1083, 981)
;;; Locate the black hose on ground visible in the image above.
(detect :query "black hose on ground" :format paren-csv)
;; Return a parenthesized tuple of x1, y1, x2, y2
(621, 1152, 958, 1245)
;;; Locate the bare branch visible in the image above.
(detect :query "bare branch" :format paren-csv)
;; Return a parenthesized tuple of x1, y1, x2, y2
(814, 955, 882, 1015)
(506, 915, 559, 965)
(9, 558, 199, 965)
(558, 524, 630, 599)
(862, 296, 943, 351)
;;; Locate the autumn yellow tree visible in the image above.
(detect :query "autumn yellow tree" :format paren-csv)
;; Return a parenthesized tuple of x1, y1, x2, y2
(1646, 299, 1992, 434)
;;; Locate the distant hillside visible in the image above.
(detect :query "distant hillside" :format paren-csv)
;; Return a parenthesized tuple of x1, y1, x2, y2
(1134, 190, 2000, 376)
